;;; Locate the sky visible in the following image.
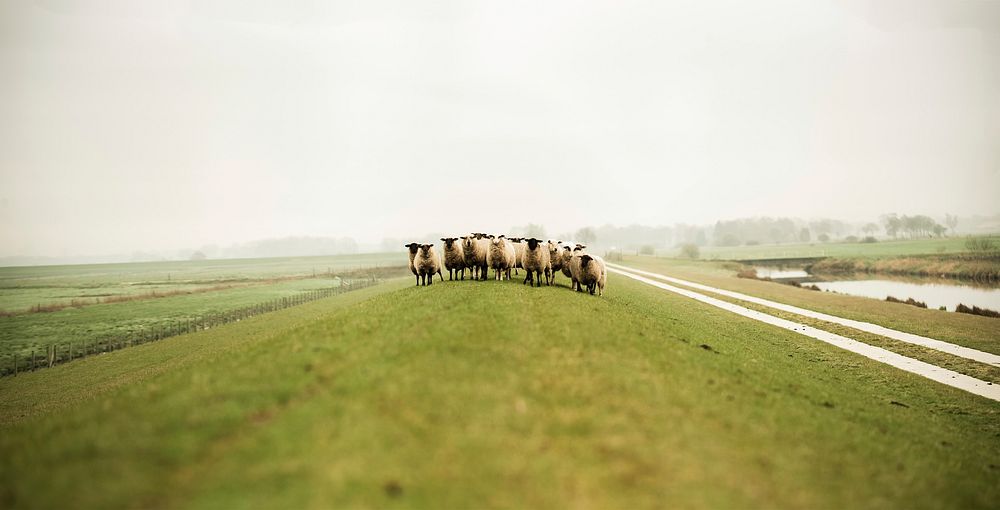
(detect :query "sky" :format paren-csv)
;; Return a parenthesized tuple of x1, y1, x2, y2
(1, 0, 998, 257)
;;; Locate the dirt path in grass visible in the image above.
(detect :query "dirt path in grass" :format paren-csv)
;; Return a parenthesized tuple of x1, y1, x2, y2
(608, 265, 1000, 402)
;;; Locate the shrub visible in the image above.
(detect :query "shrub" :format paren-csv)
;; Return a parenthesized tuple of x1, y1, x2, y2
(886, 295, 927, 308)
(745, 240, 760, 246)
(818, 234, 830, 242)
(861, 236, 877, 243)
(639, 245, 655, 255)
(680, 243, 700, 259)
(965, 237, 996, 252)
(955, 303, 1000, 318)
(845, 235, 859, 243)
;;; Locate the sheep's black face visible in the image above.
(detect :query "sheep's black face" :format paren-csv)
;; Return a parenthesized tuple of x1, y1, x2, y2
(405, 243, 419, 254)
(420, 244, 432, 254)
(526, 238, 540, 250)
(581, 255, 593, 267)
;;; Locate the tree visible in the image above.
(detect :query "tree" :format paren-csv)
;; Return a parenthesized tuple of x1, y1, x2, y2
(798, 228, 811, 243)
(575, 227, 597, 246)
(881, 214, 901, 239)
(680, 243, 700, 259)
(862, 223, 879, 237)
(818, 233, 830, 243)
(189, 251, 207, 261)
(932, 224, 946, 237)
(945, 214, 958, 235)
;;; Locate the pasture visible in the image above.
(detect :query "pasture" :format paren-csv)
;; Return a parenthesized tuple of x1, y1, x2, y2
(0, 253, 408, 373)
(1, 272, 998, 509)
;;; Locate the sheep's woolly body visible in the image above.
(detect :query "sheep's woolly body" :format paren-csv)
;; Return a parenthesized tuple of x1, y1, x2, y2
(413, 245, 443, 286)
(440, 238, 465, 280)
(560, 247, 573, 278)
(511, 240, 526, 270)
(486, 237, 516, 280)
(547, 241, 563, 273)
(578, 254, 607, 296)
(568, 246, 587, 290)
(463, 234, 489, 280)
(521, 238, 551, 287)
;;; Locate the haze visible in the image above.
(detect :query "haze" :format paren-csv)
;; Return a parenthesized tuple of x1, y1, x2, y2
(1, 0, 998, 259)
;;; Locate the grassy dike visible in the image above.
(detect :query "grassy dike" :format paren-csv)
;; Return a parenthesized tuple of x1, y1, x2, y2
(1, 274, 998, 509)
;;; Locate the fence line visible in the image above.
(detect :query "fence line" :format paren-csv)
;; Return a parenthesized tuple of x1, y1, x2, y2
(2, 276, 381, 378)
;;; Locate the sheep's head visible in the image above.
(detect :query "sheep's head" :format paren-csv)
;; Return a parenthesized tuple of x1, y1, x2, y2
(441, 237, 459, 248)
(580, 254, 593, 267)
(491, 236, 505, 247)
(526, 238, 541, 250)
(404, 243, 419, 254)
(462, 236, 475, 251)
(419, 244, 433, 255)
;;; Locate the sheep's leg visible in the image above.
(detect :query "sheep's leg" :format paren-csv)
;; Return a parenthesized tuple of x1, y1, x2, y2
(415, 274, 420, 286)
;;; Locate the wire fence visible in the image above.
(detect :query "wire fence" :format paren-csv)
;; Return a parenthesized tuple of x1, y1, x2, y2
(2, 275, 382, 378)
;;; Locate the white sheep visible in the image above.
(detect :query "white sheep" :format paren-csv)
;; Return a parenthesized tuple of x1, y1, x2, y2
(510, 237, 526, 275)
(569, 244, 588, 292)
(577, 253, 607, 296)
(486, 235, 516, 280)
(414, 244, 444, 286)
(560, 246, 574, 280)
(547, 240, 563, 284)
(521, 238, 551, 287)
(440, 237, 466, 280)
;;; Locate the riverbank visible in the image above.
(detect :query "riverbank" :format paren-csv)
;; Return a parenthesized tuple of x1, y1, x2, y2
(806, 253, 1000, 282)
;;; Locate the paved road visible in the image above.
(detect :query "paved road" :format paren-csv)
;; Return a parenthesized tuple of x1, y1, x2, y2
(608, 264, 1000, 402)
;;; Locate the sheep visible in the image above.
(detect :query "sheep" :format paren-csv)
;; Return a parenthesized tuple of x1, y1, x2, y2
(510, 237, 526, 275)
(405, 242, 420, 286)
(568, 245, 588, 292)
(414, 244, 444, 286)
(560, 246, 574, 279)
(486, 235, 516, 280)
(473, 233, 491, 280)
(461, 235, 482, 280)
(521, 238, 551, 287)
(440, 237, 466, 280)
(577, 254, 607, 296)
(547, 240, 563, 284)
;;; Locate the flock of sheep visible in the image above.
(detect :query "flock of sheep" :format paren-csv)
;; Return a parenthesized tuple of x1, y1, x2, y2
(405, 234, 608, 296)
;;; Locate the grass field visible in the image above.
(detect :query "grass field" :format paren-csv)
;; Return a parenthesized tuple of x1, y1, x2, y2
(673, 236, 1000, 261)
(0, 252, 406, 312)
(0, 254, 408, 373)
(1, 274, 998, 509)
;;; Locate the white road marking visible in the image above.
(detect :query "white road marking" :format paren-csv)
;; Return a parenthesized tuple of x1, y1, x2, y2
(608, 266, 1000, 402)
(608, 263, 1000, 368)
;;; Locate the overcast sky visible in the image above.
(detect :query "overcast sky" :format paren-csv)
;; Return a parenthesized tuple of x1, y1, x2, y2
(1, 0, 998, 257)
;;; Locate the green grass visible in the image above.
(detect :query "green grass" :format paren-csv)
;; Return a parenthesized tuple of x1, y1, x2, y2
(679, 236, 999, 261)
(0, 253, 408, 372)
(1, 274, 998, 509)
(619, 255, 1000, 356)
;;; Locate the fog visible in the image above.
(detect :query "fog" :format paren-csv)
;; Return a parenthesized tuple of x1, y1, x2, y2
(1, 0, 998, 259)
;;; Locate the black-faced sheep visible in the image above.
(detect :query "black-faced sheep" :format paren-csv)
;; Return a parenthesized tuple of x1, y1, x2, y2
(414, 244, 444, 286)
(578, 254, 607, 296)
(405, 242, 420, 286)
(440, 237, 466, 280)
(521, 238, 551, 287)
